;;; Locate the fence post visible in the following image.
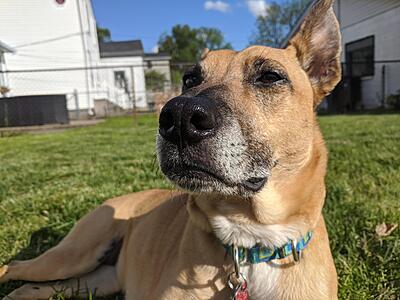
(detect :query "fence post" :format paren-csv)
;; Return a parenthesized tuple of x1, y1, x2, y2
(74, 89, 80, 119)
(130, 66, 137, 125)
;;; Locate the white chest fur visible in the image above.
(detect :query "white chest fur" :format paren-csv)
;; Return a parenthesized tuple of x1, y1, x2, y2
(240, 262, 280, 299)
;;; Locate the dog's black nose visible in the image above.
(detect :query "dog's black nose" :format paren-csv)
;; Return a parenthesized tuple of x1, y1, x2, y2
(159, 96, 217, 145)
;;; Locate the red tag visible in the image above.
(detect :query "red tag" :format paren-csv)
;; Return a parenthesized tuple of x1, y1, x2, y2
(235, 281, 249, 300)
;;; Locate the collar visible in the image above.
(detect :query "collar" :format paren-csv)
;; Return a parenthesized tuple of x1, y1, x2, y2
(223, 231, 313, 264)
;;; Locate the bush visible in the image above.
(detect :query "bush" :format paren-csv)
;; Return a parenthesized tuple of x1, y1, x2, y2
(145, 70, 167, 92)
(0, 86, 10, 97)
(386, 90, 400, 110)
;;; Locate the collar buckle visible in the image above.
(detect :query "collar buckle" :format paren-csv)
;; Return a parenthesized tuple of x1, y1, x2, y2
(290, 239, 301, 263)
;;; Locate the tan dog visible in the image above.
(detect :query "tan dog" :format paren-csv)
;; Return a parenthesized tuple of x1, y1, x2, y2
(0, 0, 342, 299)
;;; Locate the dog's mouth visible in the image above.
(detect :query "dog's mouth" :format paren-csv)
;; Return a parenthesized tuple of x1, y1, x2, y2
(164, 163, 268, 194)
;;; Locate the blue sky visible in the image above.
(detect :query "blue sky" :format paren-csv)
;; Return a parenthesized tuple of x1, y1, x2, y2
(92, 0, 273, 52)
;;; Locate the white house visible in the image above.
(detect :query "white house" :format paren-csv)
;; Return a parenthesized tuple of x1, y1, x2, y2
(0, 40, 15, 93)
(283, 0, 400, 111)
(0, 0, 150, 117)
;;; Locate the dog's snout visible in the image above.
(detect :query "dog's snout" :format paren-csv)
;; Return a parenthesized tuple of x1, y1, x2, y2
(159, 96, 217, 145)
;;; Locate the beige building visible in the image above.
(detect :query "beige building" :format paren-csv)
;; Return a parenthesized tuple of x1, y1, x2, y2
(144, 53, 172, 89)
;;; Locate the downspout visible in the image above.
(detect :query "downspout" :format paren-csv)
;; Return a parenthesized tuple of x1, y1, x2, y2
(76, 0, 91, 115)
(381, 65, 386, 108)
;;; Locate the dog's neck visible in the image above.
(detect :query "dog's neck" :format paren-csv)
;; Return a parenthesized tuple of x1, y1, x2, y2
(187, 131, 327, 249)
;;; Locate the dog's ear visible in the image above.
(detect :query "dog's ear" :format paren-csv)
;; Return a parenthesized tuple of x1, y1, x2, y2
(288, 0, 341, 104)
(201, 48, 210, 60)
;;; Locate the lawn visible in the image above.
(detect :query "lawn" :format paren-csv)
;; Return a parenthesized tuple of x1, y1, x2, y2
(0, 114, 399, 299)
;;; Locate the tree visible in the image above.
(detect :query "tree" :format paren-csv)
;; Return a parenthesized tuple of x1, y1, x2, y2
(197, 27, 233, 51)
(97, 26, 111, 43)
(145, 70, 167, 92)
(158, 25, 232, 63)
(250, 0, 311, 48)
(158, 25, 232, 84)
(0, 86, 10, 97)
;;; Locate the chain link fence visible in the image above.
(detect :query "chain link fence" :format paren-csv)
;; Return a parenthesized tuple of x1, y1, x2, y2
(1, 60, 399, 127)
(0, 63, 186, 127)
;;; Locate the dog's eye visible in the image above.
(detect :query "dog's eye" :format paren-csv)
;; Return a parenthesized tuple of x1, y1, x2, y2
(255, 71, 283, 86)
(182, 74, 202, 89)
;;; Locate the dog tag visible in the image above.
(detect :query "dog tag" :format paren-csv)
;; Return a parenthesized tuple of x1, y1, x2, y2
(233, 281, 249, 300)
(230, 280, 249, 300)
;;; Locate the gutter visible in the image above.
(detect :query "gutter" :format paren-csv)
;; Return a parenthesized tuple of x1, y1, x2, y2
(0, 40, 15, 53)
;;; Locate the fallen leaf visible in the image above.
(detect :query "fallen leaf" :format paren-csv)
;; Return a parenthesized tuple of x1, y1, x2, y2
(375, 223, 398, 237)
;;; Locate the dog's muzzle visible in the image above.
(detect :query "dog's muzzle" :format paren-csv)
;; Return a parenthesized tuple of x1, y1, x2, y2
(157, 95, 270, 196)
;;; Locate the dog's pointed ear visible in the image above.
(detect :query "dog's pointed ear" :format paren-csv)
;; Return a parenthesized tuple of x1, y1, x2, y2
(288, 0, 341, 104)
(201, 48, 210, 60)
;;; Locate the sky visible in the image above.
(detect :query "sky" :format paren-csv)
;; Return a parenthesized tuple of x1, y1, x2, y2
(92, 0, 274, 53)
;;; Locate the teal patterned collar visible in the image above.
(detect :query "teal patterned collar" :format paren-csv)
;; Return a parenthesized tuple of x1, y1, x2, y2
(223, 231, 313, 264)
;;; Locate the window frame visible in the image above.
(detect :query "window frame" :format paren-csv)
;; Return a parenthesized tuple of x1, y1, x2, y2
(345, 35, 375, 78)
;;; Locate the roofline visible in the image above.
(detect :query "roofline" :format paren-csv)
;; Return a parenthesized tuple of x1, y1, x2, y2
(100, 52, 144, 58)
(279, 0, 318, 48)
(143, 53, 171, 60)
(0, 40, 15, 53)
(100, 40, 142, 45)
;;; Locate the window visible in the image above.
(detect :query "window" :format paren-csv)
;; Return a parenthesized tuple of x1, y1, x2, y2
(345, 36, 374, 77)
(114, 71, 127, 89)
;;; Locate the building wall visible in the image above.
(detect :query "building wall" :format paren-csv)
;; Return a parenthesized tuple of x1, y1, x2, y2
(334, 1, 400, 108)
(0, 0, 100, 112)
(335, 0, 400, 29)
(99, 56, 147, 109)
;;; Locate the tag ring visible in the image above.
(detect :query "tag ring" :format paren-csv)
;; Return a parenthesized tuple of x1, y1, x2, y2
(227, 272, 247, 290)
(232, 244, 241, 277)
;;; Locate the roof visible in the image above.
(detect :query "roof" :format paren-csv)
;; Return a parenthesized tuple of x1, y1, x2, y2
(99, 40, 144, 58)
(143, 52, 171, 61)
(279, 0, 317, 48)
(0, 40, 15, 53)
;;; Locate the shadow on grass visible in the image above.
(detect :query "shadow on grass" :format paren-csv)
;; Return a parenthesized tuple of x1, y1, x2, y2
(0, 227, 64, 298)
(0, 227, 123, 300)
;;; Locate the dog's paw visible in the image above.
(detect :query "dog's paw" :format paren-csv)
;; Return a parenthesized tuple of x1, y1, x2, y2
(0, 265, 9, 283)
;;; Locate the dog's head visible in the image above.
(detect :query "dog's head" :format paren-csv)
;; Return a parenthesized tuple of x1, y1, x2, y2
(157, 0, 341, 197)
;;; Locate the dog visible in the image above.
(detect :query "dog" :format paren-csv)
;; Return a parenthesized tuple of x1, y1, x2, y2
(0, 0, 342, 299)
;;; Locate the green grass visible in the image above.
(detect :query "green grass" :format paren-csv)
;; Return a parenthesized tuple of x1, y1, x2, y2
(0, 114, 399, 299)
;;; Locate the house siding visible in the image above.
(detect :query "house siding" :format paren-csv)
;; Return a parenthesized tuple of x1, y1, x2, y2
(334, 0, 400, 108)
(335, 0, 400, 29)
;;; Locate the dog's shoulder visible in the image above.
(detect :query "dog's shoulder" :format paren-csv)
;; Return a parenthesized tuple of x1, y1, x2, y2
(101, 189, 187, 220)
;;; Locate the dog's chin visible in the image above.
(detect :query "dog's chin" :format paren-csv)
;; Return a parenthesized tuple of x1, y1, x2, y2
(162, 165, 268, 197)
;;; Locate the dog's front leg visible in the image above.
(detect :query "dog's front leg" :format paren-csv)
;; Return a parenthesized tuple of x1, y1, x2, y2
(0, 242, 98, 283)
